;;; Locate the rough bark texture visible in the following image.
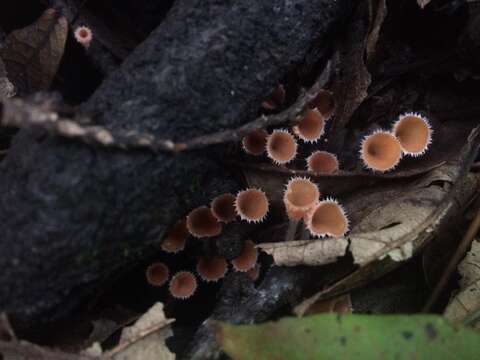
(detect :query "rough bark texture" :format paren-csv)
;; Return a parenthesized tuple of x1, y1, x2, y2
(0, 0, 352, 326)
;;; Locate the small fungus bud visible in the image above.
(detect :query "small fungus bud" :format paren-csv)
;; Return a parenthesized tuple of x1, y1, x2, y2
(283, 177, 320, 220)
(186, 206, 222, 238)
(292, 109, 325, 143)
(306, 151, 339, 174)
(196, 256, 228, 282)
(74, 26, 93, 49)
(169, 271, 197, 300)
(266, 129, 297, 165)
(211, 193, 237, 223)
(145, 262, 170, 287)
(360, 130, 402, 172)
(231, 240, 258, 272)
(309, 89, 335, 119)
(242, 129, 268, 155)
(246, 263, 261, 281)
(306, 198, 349, 238)
(235, 188, 269, 223)
(261, 84, 286, 110)
(393, 112, 432, 156)
(161, 219, 189, 253)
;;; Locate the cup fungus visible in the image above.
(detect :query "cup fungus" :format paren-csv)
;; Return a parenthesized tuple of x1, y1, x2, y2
(283, 177, 320, 220)
(309, 89, 335, 119)
(74, 26, 93, 49)
(292, 109, 325, 143)
(261, 84, 286, 110)
(211, 193, 237, 223)
(393, 113, 432, 156)
(306, 198, 349, 238)
(196, 256, 228, 282)
(360, 130, 402, 172)
(169, 271, 198, 300)
(306, 151, 339, 174)
(266, 129, 297, 164)
(145, 262, 170, 287)
(235, 188, 269, 223)
(231, 240, 258, 272)
(242, 129, 268, 156)
(161, 219, 189, 253)
(186, 206, 222, 238)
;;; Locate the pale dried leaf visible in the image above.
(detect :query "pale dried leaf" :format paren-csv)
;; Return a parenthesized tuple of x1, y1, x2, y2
(417, 0, 432, 9)
(258, 238, 348, 267)
(105, 302, 175, 360)
(0, 8, 67, 94)
(444, 239, 480, 327)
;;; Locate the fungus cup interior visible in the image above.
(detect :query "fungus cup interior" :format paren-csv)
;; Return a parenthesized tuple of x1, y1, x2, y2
(78, 28, 89, 38)
(296, 110, 325, 141)
(197, 257, 227, 281)
(242, 129, 268, 155)
(285, 179, 319, 209)
(236, 190, 268, 221)
(394, 115, 430, 154)
(362, 132, 402, 171)
(232, 240, 258, 272)
(309, 202, 347, 237)
(309, 90, 335, 118)
(187, 207, 221, 237)
(267, 131, 296, 163)
(146, 262, 169, 286)
(162, 219, 188, 252)
(170, 272, 197, 299)
(211, 193, 237, 223)
(307, 151, 338, 174)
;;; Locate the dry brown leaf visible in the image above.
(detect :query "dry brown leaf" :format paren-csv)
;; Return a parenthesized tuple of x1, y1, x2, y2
(366, 0, 387, 62)
(444, 239, 480, 328)
(258, 238, 348, 267)
(0, 8, 67, 94)
(417, 0, 432, 9)
(101, 302, 175, 360)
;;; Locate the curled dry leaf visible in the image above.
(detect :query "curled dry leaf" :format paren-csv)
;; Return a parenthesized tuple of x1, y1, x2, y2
(100, 302, 175, 360)
(0, 8, 68, 94)
(258, 238, 348, 267)
(444, 239, 480, 328)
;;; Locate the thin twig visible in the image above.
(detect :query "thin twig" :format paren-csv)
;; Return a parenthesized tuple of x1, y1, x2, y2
(423, 206, 480, 312)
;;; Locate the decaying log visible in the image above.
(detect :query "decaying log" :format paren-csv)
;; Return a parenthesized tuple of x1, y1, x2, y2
(0, 0, 353, 326)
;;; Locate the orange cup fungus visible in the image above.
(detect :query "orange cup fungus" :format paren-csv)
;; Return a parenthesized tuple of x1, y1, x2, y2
(293, 109, 326, 143)
(235, 188, 269, 223)
(393, 113, 432, 156)
(262, 84, 286, 110)
(309, 89, 335, 119)
(360, 130, 402, 172)
(74, 26, 93, 49)
(186, 206, 222, 238)
(161, 219, 189, 253)
(283, 177, 320, 220)
(211, 193, 237, 223)
(306, 198, 349, 238)
(145, 262, 170, 287)
(306, 151, 339, 174)
(242, 129, 269, 156)
(231, 240, 258, 272)
(196, 256, 228, 282)
(266, 129, 297, 165)
(169, 271, 198, 300)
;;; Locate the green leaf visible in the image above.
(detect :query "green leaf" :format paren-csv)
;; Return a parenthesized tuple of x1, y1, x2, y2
(217, 314, 480, 360)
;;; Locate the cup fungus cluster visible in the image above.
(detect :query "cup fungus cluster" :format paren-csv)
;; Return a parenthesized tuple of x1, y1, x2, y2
(147, 87, 432, 301)
(360, 113, 432, 172)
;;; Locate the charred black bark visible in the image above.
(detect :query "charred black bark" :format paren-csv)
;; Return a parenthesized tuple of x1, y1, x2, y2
(0, 0, 352, 326)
